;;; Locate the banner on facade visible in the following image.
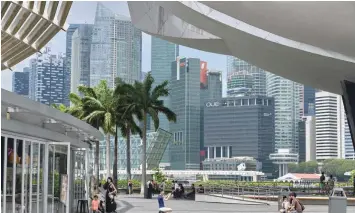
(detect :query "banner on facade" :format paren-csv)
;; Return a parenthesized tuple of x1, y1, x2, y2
(60, 174, 68, 204)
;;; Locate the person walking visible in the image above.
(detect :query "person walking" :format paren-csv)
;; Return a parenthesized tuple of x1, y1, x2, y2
(103, 177, 117, 213)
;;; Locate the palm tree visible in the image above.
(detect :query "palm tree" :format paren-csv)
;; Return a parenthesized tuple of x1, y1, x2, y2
(123, 73, 176, 195)
(113, 78, 142, 185)
(82, 80, 116, 178)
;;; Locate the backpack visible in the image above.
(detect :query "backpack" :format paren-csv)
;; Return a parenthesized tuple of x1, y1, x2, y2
(299, 201, 305, 211)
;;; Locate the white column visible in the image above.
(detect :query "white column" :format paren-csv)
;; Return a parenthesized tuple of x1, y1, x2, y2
(207, 147, 210, 159)
(228, 146, 230, 158)
(279, 164, 282, 177)
(43, 143, 49, 213)
(214, 146, 216, 159)
(220, 147, 223, 158)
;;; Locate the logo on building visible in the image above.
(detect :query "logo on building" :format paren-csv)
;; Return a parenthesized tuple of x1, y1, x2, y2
(206, 102, 220, 107)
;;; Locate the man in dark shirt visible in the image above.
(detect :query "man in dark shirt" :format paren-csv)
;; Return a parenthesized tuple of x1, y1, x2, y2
(320, 172, 325, 194)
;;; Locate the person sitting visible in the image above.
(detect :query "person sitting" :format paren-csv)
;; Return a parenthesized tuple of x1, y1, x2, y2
(158, 191, 173, 213)
(197, 184, 204, 193)
(185, 184, 196, 199)
(280, 196, 290, 213)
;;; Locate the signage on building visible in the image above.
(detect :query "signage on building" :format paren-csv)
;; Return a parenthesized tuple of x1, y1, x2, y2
(206, 102, 220, 107)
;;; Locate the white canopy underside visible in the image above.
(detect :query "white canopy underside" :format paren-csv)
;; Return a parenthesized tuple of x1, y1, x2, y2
(128, 1, 355, 94)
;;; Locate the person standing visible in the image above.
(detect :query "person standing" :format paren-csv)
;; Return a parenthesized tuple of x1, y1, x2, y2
(328, 175, 335, 195)
(320, 172, 325, 194)
(128, 180, 133, 195)
(103, 177, 117, 213)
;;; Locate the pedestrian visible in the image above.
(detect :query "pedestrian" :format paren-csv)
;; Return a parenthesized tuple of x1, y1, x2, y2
(319, 172, 325, 194)
(328, 175, 335, 195)
(103, 177, 117, 213)
(91, 195, 100, 213)
(128, 180, 133, 195)
(279, 196, 290, 213)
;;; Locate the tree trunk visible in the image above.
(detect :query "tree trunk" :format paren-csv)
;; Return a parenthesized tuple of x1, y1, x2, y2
(95, 140, 100, 185)
(113, 125, 118, 188)
(126, 125, 132, 182)
(141, 113, 147, 195)
(106, 133, 111, 178)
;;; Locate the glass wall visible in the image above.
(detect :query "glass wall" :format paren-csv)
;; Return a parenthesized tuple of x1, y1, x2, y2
(1, 135, 71, 213)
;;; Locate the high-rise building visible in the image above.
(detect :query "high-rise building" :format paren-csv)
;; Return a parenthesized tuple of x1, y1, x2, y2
(30, 47, 66, 105)
(170, 57, 201, 170)
(227, 70, 253, 97)
(203, 96, 275, 176)
(303, 116, 316, 162)
(226, 56, 266, 96)
(267, 73, 301, 176)
(344, 118, 354, 159)
(70, 24, 93, 95)
(298, 120, 306, 162)
(28, 58, 37, 100)
(303, 86, 316, 116)
(151, 37, 179, 162)
(315, 91, 346, 160)
(90, 3, 142, 88)
(12, 68, 29, 97)
(65, 24, 80, 105)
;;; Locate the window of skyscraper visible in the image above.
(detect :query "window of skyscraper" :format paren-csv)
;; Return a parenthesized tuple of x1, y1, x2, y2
(216, 147, 221, 158)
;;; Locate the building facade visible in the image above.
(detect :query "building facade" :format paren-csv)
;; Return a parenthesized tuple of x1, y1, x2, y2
(90, 3, 142, 88)
(226, 56, 266, 96)
(65, 24, 81, 105)
(12, 69, 29, 97)
(304, 116, 316, 161)
(203, 96, 275, 176)
(29, 47, 66, 105)
(298, 119, 306, 162)
(227, 70, 253, 97)
(202, 157, 259, 172)
(315, 91, 345, 160)
(170, 57, 201, 170)
(151, 37, 179, 162)
(70, 24, 93, 95)
(303, 86, 316, 116)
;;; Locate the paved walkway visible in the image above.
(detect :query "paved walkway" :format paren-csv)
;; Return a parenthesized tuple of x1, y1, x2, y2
(116, 195, 355, 213)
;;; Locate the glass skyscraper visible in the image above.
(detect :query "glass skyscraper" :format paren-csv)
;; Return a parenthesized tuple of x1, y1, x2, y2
(266, 73, 301, 153)
(170, 58, 201, 170)
(90, 3, 142, 88)
(303, 86, 316, 116)
(151, 37, 179, 162)
(70, 24, 93, 95)
(29, 47, 66, 105)
(226, 56, 266, 96)
(65, 24, 81, 106)
(12, 68, 29, 97)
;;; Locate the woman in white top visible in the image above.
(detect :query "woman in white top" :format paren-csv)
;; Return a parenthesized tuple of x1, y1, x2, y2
(280, 196, 290, 213)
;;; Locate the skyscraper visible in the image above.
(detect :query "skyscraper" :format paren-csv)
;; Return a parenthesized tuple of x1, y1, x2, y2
(170, 57, 201, 170)
(90, 3, 142, 88)
(267, 73, 300, 176)
(71, 24, 93, 95)
(315, 91, 346, 160)
(226, 56, 266, 96)
(151, 37, 179, 163)
(65, 24, 80, 105)
(30, 47, 66, 105)
(302, 86, 316, 116)
(12, 68, 29, 97)
(227, 70, 253, 97)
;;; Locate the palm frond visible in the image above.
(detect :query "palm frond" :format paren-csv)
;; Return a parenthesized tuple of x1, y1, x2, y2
(147, 107, 159, 130)
(155, 106, 177, 122)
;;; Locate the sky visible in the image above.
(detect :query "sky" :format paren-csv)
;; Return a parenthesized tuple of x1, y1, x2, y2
(1, 1, 227, 93)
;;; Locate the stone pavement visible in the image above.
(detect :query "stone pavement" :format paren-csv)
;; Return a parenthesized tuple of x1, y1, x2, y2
(116, 195, 355, 213)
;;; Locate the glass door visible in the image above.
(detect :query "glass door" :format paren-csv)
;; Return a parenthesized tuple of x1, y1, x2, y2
(47, 143, 70, 213)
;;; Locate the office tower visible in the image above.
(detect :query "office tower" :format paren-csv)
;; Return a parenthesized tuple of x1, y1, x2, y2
(28, 59, 37, 100)
(90, 3, 142, 88)
(303, 116, 316, 162)
(170, 57, 201, 170)
(30, 47, 66, 105)
(65, 24, 80, 105)
(70, 24, 93, 95)
(298, 120, 306, 162)
(151, 37, 179, 163)
(227, 70, 253, 97)
(302, 86, 316, 116)
(315, 91, 346, 160)
(204, 96, 275, 176)
(12, 68, 29, 97)
(344, 118, 354, 159)
(226, 56, 266, 96)
(267, 73, 300, 176)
